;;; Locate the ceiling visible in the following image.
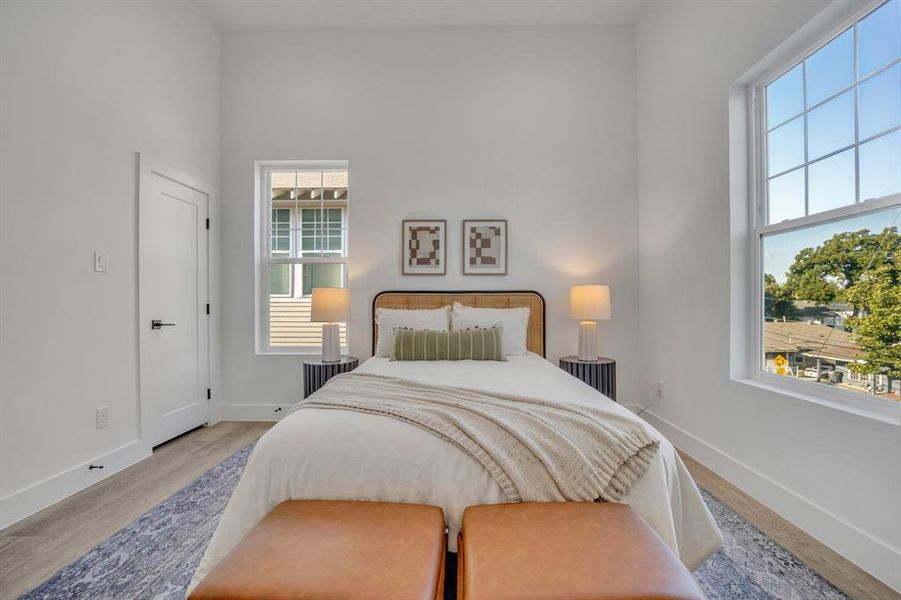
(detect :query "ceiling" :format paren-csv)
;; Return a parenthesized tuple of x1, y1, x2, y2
(195, 0, 650, 32)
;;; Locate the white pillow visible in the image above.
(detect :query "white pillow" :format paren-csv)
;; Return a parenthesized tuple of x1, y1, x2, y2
(375, 306, 450, 357)
(450, 302, 530, 355)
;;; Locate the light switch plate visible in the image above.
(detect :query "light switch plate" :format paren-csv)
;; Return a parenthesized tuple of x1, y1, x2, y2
(93, 251, 108, 273)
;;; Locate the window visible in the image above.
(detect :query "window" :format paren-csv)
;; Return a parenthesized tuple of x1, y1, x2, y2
(753, 0, 900, 406)
(256, 162, 348, 353)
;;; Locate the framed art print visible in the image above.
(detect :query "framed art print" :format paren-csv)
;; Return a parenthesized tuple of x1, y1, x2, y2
(402, 219, 446, 275)
(463, 219, 507, 275)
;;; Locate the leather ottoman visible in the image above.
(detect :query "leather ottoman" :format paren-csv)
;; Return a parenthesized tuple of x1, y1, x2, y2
(457, 502, 704, 600)
(189, 500, 447, 600)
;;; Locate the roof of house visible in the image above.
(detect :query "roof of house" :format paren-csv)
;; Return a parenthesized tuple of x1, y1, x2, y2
(762, 336, 800, 354)
(793, 301, 851, 310)
(792, 301, 852, 320)
(763, 321, 860, 362)
(271, 171, 348, 190)
(270, 171, 349, 202)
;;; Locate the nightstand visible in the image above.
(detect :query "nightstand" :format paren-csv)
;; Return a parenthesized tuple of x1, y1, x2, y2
(559, 356, 616, 401)
(303, 356, 359, 398)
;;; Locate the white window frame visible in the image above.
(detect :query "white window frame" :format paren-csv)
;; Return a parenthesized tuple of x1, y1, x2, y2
(748, 0, 900, 422)
(268, 206, 348, 299)
(269, 206, 293, 297)
(254, 160, 349, 355)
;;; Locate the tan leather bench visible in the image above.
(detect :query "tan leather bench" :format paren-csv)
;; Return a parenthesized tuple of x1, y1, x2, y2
(189, 500, 447, 600)
(457, 502, 705, 600)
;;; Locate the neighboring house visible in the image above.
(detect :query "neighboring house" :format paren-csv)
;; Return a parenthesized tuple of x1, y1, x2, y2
(765, 321, 899, 397)
(269, 172, 348, 348)
(792, 301, 853, 328)
(762, 327, 803, 371)
(763, 321, 859, 378)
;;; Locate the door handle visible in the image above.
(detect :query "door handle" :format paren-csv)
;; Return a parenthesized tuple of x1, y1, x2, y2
(151, 319, 176, 330)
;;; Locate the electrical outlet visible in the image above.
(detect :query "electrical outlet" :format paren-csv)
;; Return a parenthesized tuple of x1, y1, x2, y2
(96, 406, 109, 429)
(93, 251, 109, 273)
(655, 381, 664, 400)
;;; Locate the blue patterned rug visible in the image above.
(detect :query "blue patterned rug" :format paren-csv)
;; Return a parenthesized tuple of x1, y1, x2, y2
(24, 444, 848, 600)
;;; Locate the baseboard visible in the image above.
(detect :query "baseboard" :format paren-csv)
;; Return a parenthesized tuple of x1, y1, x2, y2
(643, 410, 901, 592)
(0, 439, 151, 531)
(215, 403, 293, 422)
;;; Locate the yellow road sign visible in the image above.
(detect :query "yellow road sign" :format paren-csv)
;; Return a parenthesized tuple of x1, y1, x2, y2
(774, 354, 787, 375)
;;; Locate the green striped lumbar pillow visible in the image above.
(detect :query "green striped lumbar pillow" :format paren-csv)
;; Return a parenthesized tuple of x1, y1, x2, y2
(390, 327, 506, 361)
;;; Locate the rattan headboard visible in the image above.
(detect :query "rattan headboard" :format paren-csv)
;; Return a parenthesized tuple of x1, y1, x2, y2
(372, 290, 546, 357)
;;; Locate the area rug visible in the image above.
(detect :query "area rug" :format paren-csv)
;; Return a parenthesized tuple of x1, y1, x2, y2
(24, 444, 849, 600)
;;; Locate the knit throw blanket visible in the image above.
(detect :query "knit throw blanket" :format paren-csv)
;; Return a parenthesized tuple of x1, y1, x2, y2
(293, 373, 659, 503)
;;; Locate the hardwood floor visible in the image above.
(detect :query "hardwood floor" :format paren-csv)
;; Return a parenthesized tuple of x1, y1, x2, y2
(0, 421, 272, 600)
(1, 422, 895, 600)
(680, 450, 900, 600)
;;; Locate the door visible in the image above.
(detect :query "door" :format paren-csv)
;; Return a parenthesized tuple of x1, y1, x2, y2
(139, 156, 210, 448)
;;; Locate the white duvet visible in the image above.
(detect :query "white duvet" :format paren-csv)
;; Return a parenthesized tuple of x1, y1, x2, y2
(189, 353, 722, 592)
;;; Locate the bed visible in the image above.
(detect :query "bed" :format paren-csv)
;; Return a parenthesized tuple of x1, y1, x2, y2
(189, 291, 722, 591)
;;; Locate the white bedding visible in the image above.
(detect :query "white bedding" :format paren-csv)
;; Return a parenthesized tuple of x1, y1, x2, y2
(189, 353, 722, 592)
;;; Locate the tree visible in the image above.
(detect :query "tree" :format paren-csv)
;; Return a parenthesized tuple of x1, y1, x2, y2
(764, 273, 796, 320)
(846, 261, 901, 379)
(784, 228, 900, 306)
(782, 226, 900, 382)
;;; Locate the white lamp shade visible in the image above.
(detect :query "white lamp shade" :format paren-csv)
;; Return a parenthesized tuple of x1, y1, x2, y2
(311, 287, 350, 323)
(570, 285, 611, 321)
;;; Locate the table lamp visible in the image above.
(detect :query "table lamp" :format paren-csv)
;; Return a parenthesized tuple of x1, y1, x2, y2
(311, 287, 349, 362)
(570, 285, 611, 361)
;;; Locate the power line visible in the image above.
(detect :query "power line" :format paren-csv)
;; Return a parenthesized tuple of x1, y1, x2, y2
(764, 332, 860, 351)
(763, 330, 861, 351)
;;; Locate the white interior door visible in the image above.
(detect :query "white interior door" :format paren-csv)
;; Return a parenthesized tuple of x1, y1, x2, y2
(139, 157, 210, 448)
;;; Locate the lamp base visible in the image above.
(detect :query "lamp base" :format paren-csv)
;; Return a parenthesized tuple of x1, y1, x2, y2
(321, 323, 341, 362)
(577, 321, 598, 361)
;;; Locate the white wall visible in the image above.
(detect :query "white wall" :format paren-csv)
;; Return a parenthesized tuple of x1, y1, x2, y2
(0, 1, 895, 590)
(0, 0, 220, 527)
(637, 0, 900, 590)
(219, 26, 639, 418)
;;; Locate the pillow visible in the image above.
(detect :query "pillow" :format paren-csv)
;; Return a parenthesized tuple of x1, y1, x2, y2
(375, 306, 450, 357)
(390, 327, 506, 361)
(450, 302, 530, 355)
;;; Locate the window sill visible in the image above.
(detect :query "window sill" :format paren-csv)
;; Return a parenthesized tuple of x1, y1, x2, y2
(733, 373, 900, 426)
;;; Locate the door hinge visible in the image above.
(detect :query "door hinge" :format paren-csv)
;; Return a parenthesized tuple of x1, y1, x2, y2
(205, 218, 210, 230)
(207, 388, 211, 400)
(206, 303, 210, 315)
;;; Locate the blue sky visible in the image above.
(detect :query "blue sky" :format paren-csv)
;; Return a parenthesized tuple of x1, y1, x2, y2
(765, 0, 899, 225)
(763, 0, 900, 282)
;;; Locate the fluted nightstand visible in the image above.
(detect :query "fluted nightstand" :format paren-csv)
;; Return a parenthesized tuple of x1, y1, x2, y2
(303, 356, 359, 398)
(559, 356, 616, 401)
